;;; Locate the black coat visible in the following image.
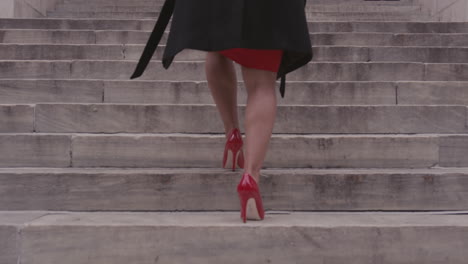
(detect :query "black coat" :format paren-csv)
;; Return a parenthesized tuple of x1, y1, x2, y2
(131, 0, 313, 98)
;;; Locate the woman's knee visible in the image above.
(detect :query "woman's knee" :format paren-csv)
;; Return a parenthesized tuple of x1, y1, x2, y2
(241, 67, 276, 94)
(206, 52, 232, 71)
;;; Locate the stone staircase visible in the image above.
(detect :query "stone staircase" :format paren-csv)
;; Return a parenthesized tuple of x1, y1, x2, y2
(48, 0, 435, 21)
(1, 0, 468, 263)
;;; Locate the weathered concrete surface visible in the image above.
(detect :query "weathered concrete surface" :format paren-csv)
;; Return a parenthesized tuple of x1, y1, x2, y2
(310, 32, 468, 46)
(1, 19, 468, 32)
(4, 44, 468, 63)
(1, 211, 467, 264)
(0, 0, 62, 18)
(71, 133, 440, 168)
(0, 61, 436, 81)
(3, 133, 468, 168)
(0, 80, 103, 104)
(101, 80, 397, 106)
(0, 167, 467, 211)
(397, 81, 468, 105)
(2, 30, 468, 46)
(0, 104, 34, 132)
(0, 211, 49, 264)
(0, 134, 71, 167)
(33, 103, 468, 133)
(45, 11, 432, 21)
(0, 226, 17, 264)
(48, 0, 433, 21)
(6, 80, 468, 106)
(417, 0, 468, 22)
(0, 61, 71, 79)
(440, 135, 468, 167)
(51, 3, 422, 13)
(425, 63, 468, 81)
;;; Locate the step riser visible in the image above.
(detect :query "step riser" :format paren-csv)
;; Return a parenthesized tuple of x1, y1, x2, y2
(0, 135, 71, 167)
(2, 219, 467, 264)
(46, 12, 431, 21)
(61, 0, 416, 4)
(2, 45, 468, 63)
(2, 31, 468, 47)
(1, 20, 468, 33)
(0, 80, 104, 104)
(0, 170, 467, 210)
(312, 33, 468, 47)
(2, 134, 467, 168)
(53, 4, 422, 13)
(1, 104, 467, 134)
(60, 0, 417, 4)
(2, 80, 467, 106)
(1, 61, 467, 82)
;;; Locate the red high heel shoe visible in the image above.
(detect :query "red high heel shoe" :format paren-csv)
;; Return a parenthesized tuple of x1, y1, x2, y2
(237, 172, 265, 223)
(223, 128, 245, 171)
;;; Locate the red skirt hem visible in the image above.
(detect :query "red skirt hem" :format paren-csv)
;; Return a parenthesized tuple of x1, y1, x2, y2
(219, 48, 283, 73)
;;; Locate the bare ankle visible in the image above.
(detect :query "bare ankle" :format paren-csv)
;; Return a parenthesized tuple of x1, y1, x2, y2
(243, 169, 261, 183)
(225, 126, 240, 138)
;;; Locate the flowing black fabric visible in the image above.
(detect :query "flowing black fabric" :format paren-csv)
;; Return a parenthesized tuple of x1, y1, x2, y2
(131, 0, 313, 98)
(130, 0, 175, 79)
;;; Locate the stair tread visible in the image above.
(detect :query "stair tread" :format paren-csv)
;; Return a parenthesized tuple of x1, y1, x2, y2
(0, 132, 464, 136)
(0, 166, 467, 174)
(2, 210, 468, 227)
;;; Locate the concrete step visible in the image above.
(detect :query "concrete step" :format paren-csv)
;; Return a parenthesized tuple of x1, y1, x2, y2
(0, 133, 467, 168)
(2, 30, 468, 47)
(52, 4, 423, 13)
(62, 0, 164, 2)
(61, 0, 167, 5)
(46, 11, 160, 19)
(1, 80, 467, 106)
(1, 61, 467, 81)
(2, 44, 468, 63)
(59, 0, 417, 6)
(45, 11, 432, 22)
(305, 13, 432, 22)
(48, 0, 431, 21)
(1, 103, 467, 134)
(62, 0, 417, 5)
(310, 0, 416, 4)
(54, 4, 163, 11)
(121, 45, 468, 63)
(312, 32, 468, 47)
(0, 167, 467, 211)
(1, 19, 468, 33)
(1, 211, 468, 264)
(0, 18, 156, 31)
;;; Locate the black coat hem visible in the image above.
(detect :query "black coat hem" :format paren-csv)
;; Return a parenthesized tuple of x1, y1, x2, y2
(131, 0, 313, 98)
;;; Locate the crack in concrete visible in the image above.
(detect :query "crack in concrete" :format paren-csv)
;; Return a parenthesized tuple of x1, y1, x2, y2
(16, 212, 64, 264)
(70, 134, 74, 167)
(122, 44, 126, 60)
(395, 82, 399, 105)
(69, 60, 73, 79)
(101, 80, 105, 103)
(32, 104, 36, 132)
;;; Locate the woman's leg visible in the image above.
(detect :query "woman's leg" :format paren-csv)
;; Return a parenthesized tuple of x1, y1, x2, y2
(241, 66, 278, 183)
(205, 51, 240, 137)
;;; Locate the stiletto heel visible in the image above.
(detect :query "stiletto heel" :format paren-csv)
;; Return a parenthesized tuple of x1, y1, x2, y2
(223, 128, 244, 171)
(237, 172, 265, 223)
